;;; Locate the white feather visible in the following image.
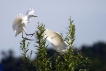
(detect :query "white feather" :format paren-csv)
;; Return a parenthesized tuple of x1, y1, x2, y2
(44, 28, 69, 53)
(12, 8, 37, 37)
(26, 7, 34, 15)
(12, 14, 23, 32)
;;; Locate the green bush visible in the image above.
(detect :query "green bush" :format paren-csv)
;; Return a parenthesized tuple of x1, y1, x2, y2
(20, 17, 91, 71)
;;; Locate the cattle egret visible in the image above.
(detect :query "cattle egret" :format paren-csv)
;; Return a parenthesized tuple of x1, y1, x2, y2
(12, 8, 37, 39)
(44, 29, 69, 53)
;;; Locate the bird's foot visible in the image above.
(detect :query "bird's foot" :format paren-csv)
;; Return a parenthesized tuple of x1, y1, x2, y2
(26, 33, 35, 37)
(22, 37, 34, 41)
(31, 33, 35, 37)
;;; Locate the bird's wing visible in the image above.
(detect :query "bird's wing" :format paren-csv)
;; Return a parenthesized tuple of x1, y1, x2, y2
(44, 29, 69, 53)
(12, 14, 23, 31)
(44, 29, 64, 46)
(15, 24, 24, 37)
(26, 8, 34, 15)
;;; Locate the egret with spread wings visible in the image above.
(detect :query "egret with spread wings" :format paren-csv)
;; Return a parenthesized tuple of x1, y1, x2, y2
(12, 8, 37, 39)
(44, 29, 69, 53)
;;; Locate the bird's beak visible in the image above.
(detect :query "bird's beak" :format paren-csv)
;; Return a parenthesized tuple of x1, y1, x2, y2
(33, 15, 37, 17)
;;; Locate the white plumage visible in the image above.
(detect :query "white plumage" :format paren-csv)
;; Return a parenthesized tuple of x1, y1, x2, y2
(44, 28, 69, 53)
(12, 8, 37, 37)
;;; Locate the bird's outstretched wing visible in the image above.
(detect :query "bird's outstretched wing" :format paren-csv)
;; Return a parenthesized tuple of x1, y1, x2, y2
(44, 29, 68, 53)
(12, 14, 23, 32)
(26, 8, 34, 15)
(44, 29, 64, 46)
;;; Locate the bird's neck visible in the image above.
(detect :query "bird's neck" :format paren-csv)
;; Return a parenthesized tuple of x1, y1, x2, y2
(25, 15, 31, 20)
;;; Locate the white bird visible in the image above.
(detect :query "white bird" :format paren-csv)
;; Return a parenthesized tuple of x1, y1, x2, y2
(44, 28, 69, 53)
(12, 8, 37, 38)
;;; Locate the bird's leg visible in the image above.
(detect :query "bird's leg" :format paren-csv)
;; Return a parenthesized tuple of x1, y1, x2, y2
(22, 32, 24, 38)
(23, 28, 35, 37)
(25, 32, 35, 37)
(22, 32, 34, 41)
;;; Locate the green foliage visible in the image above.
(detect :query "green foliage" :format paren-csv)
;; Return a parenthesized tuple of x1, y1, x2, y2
(20, 17, 90, 71)
(20, 39, 33, 71)
(34, 23, 52, 71)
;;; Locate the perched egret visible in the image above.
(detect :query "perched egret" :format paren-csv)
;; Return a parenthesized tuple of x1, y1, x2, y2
(44, 28, 69, 53)
(12, 8, 37, 39)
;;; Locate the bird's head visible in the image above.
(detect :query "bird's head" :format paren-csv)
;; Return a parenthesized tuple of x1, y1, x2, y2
(26, 8, 37, 18)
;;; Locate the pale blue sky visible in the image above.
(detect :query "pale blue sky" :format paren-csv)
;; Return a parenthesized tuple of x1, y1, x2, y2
(0, 0, 106, 57)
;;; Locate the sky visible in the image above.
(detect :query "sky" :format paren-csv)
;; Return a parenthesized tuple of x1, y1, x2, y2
(0, 0, 106, 58)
